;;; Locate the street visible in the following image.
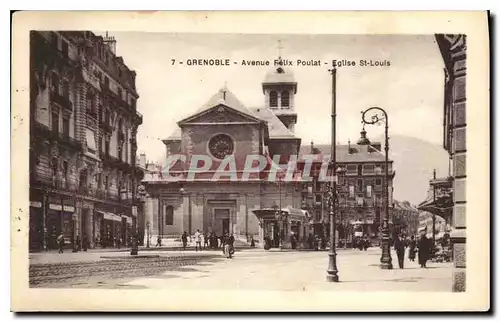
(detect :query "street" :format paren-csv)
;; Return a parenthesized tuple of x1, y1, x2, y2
(29, 247, 452, 292)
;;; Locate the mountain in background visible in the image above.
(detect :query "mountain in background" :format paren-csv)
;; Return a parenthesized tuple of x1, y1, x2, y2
(376, 135, 450, 206)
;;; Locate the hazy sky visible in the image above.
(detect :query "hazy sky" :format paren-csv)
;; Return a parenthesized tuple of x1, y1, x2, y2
(103, 32, 445, 163)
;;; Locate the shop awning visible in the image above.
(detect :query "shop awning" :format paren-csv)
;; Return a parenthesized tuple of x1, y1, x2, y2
(252, 207, 309, 222)
(96, 210, 121, 222)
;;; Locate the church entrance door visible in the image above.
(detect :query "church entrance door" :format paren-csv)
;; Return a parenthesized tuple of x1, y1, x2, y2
(213, 208, 230, 236)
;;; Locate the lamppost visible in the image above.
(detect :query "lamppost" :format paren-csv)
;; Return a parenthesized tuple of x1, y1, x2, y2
(336, 167, 347, 249)
(146, 221, 151, 248)
(361, 106, 393, 270)
(326, 64, 339, 283)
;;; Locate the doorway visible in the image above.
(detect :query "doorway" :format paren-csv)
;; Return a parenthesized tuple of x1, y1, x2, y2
(213, 208, 230, 236)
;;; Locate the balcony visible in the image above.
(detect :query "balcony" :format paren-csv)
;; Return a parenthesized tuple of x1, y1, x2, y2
(59, 132, 83, 151)
(50, 91, 73, 111)
(100, 152, 133, 173)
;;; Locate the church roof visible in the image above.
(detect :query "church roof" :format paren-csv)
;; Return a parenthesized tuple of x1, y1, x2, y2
(298, 143, 389, 163)
(249, 107, 298, 139)
(178, 87, 261, 124)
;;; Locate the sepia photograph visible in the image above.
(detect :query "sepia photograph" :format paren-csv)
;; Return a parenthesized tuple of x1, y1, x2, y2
(11, 11, 489, 312)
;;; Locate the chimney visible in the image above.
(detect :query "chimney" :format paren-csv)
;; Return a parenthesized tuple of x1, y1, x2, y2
(310, 140, 314, 154)
(139, 153, 146, 168)
(348, 139, 351, 154)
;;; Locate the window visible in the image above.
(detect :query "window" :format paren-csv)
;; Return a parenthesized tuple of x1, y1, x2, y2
(366, 185, 372, 198)
(165, 206, 174, 225)
(97, 173, 102, 188)
(356, 179, 363, 191)
(270, 91, 278, 107)
(357, 164, 363, 176)
(104, 139, 110, 155)
(363, 164, 375, 174)
(86, 93, 95, 115)
(63, 161, 68, 188)
(131, 99, 136, 110)
(346, 164, 357, 175)
(79, 169, 88, 190)
(104, 76, 110, 88)
(349, 186, 355, 198)
(104, 175, 109, 190)
(281, 90, 290, 107)
(62, 117, 70, 136)
(62, 80, 70, 98)
(51, 158, 58, 184)
(315, 194, 322, 203)
(375, 178, 382, 186)
(51, 73, 59, 94)
(117, 87, 122, 100)
(51, 110, 59, 133)
(61, 40, 69, 58)
(118, 145, 123, 161)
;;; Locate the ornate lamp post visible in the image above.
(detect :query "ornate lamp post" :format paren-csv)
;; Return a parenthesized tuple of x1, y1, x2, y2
(326, 65, 339, 282)
(361, 107, 393, 269)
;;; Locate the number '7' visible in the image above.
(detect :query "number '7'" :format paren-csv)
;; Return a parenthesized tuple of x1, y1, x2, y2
(171, 59, 175, 65)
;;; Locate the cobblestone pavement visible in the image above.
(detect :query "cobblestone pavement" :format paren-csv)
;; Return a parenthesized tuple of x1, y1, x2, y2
(122, 248, 453, 292)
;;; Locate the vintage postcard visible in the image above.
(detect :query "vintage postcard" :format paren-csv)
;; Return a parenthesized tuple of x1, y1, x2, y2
(11, 11, 490, 311)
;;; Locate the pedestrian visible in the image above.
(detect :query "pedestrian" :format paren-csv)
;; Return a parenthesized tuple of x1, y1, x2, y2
(408, 235, 417, 262)
(82, 234, 88, 251)
(226, 233, 235, 258)
(250, 235, 255, 247)
(203, 232, 209, 249)
(291, 232, 297, 250)
(156, 235, 162, 247)
(75, 235, 81, 252)
(417, 230, 431, 268)
(363, 237, 369, 251)
(394, 235, 406, 269)
(221, 234, 227, 254)
(181, 231, 188, 250)
(57, 233, 64, 254)
(194, 229, 202, 251)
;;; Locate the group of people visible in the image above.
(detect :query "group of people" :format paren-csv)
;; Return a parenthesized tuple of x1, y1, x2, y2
(178, 229, 236, 258)
(393, 231, 434, 269)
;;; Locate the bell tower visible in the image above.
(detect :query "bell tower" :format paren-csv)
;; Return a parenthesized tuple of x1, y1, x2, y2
(262, 41, 298, 133)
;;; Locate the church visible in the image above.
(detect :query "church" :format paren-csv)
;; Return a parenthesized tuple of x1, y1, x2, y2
(142, 64, 312, 248)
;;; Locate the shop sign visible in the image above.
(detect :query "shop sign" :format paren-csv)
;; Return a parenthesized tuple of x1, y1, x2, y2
(49, 204, 63, 211)
(30, 201, 42, 208)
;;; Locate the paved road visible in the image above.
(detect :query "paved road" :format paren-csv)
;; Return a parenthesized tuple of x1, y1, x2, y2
(30, 247, 452, 291)
(124, 248, 452, 292)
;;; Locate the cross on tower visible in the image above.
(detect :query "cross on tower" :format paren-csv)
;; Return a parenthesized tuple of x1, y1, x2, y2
(222, 81, 228, 101)
(277, 39, 284, 60)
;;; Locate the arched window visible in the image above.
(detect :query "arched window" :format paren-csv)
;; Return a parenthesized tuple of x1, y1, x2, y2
(281, 90, 290, 107)
(269, 91, 278, 107)
(165, 206, 174, 225)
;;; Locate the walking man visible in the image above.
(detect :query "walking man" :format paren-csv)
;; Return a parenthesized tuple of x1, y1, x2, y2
(203, 232, 209, 249)
(57, 233, 64, 254)
(194, 229, 202, 251)
(181, 231, 188, 250)
(226, 233, 235, 258)
(394, 234, 406, 269)
(418, 230, 432, 268)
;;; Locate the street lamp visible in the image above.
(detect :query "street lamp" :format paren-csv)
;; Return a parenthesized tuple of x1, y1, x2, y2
(146, 221, 151, 248)
(326, 65, 339, 283)
(361, 106, 393, 270)
(336, 167, 347, 249)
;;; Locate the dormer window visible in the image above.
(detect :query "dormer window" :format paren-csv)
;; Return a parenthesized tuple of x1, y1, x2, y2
(281, 90, 290, 107)
(270, 91, 278, 107)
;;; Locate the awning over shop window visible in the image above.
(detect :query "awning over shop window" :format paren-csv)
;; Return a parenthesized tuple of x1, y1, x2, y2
(252, 208, 309, 222)
(96, 210, 121, 222)
(86, 129, 97, 152)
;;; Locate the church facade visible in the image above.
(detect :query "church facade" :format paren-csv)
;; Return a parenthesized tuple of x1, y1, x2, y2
(143, 66, 308, 246)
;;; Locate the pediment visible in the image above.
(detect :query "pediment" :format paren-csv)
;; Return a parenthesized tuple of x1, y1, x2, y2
(178, 104, 262, 125)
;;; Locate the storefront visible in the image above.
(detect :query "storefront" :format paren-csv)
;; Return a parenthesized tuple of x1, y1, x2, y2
(252, 208, 309, 249)
(95, 210, 122, 248)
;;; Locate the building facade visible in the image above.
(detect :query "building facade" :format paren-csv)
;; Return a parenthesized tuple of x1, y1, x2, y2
(435, 34, 467, 292)
(298, 130, 395, 245)
(29, 31, 143, 251)
(143, 65, 308, 247)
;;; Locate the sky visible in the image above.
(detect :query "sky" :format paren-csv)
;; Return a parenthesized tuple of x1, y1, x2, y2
(102, 32, 446, 164)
